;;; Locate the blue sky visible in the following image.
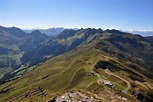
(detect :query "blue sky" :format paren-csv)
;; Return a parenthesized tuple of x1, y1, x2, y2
(0, 0, 153, 30)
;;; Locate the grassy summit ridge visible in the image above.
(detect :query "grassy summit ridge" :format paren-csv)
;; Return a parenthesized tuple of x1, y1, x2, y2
(0, 42, 153, 101)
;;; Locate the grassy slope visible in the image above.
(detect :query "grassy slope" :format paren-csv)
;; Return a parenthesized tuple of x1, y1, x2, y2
(0, 45, 97, 101)
(0, 68, 12, 78)
(0, 44, 152, 101)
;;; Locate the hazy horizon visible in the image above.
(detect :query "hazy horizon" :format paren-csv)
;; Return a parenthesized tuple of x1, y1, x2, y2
(1, 25, 153, 33)
(0, 0, 153, 31)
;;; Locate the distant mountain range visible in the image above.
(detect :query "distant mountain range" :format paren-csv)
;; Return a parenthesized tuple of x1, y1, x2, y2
(23, 27, 65, 36)
(0, 26, 153, 102)
(21, 28, 153, 71)
(0, 25, 153, 77)
(123, 30, 153, 37)
(24, 28, 153, 37)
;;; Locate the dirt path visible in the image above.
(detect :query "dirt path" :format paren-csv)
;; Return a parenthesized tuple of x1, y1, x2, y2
(65, 59, 83, 88)
(144, 82, 153, 89)
(66, 66, 82, 88)
(86, 81, 94, 88)
(105, 69, 131, 93)
(135, 81, 147, 88)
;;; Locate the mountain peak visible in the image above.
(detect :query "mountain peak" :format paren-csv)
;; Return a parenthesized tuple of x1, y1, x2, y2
(57, 29, 78, 39)
(31, 30, 42, 34)
(105, 29, 125, 34)
(4, 26, 26, 38)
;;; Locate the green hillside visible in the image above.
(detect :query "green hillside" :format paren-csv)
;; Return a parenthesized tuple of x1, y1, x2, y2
(0, 38, 153, 101)
(0, 26, 48, 77)
(0, 27, 153, 101)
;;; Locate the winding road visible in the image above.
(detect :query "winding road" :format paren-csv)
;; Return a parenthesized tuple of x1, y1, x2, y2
(105, 69, 131, 93)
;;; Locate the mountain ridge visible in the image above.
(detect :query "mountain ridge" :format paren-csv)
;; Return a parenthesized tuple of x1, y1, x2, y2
(23, 27, 65, 36)
(21, 28, 153, 73)
(0, 26, 48, 76)
(0, 26, 153, 101)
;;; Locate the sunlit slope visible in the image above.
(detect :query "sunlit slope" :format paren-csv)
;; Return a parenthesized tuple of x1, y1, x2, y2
(0, 42, 152, 101)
